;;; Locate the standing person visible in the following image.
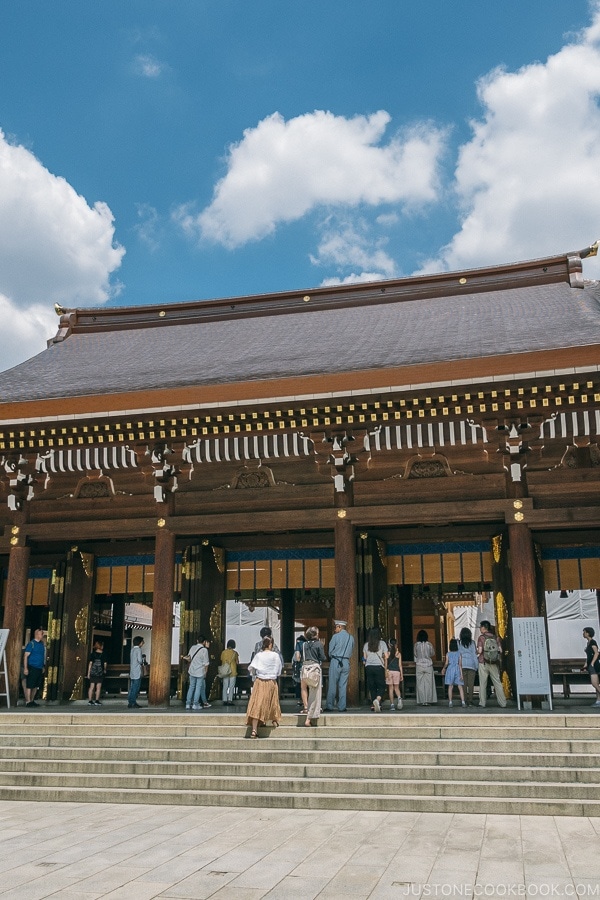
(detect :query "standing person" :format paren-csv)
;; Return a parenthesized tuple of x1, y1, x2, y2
(385, 637, 404, 710)
(184, 635, 211, 710)
(458, 626, 479, 706)
(127, 635, 145, 709)
(23, 627, 46, 708)
(220, 639, 239, 706)
(87, 639, 107, 706)
(442, 638, 466, 707)
(326, 619, 354, 712)
(363, 627, 388, 712)
(582, 627, 600, 707)
(292, 633, 307, 708)
(414, 630, 437, 706)
(476, 621, 507, 708)
(300, 626, 326, 727)
(246, 635, 282, 737)
(251, 626, 283, 665)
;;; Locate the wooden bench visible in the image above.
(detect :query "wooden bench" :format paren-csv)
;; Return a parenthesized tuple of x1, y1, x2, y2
(550, 659, 592, 698)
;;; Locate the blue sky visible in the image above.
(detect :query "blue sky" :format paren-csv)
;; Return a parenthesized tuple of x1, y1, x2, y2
(0, 1, 599, 371)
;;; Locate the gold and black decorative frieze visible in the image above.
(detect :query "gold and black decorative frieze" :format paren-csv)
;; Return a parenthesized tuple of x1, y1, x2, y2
(0, 377, 598, 452)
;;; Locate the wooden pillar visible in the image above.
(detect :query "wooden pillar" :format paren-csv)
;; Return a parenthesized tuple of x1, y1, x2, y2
(3, 541, 30, 706)
(280, 589, 296, 662)
(109, 597, 126, 664)
(149, 524, 175, 707)
(508, 523, 539, 618)
(334, 514, 357, 704)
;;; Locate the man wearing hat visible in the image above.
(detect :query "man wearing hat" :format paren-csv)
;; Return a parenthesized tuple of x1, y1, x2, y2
(325, 620, 354, 712)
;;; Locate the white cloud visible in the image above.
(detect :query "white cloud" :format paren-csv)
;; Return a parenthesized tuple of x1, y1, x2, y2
(0, 129, 124, 372)
(0, 295, 57, 372)
(419, 7, 600, 278)
(134, 203, 161, 252)
(310, 217, 397, 279)
(178, 110, 446, 248)
(133, 54, 166, 78)
(321, 272, 387, 287)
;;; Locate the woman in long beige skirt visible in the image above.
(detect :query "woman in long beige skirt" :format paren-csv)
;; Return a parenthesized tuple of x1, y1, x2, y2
(246, 635, 283, 737)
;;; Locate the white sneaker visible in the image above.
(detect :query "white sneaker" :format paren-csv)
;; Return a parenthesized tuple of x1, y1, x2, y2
(461, 701, 466, 707)
(448, 700, 453, 707)
(388, 704, 396, 711)
(396, 699, 403, 710)
(185, 705, 191, 710)
(192, 704, 201, 710)
(593, 700, 600, 707)
(373, 698, 380, 712)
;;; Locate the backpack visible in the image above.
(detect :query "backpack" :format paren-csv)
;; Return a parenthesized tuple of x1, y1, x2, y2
(89, 655, 104, 678)
(483, 635, 500, 664)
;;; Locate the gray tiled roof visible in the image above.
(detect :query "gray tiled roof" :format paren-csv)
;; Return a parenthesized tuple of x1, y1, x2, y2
(1, 280, 599, 403)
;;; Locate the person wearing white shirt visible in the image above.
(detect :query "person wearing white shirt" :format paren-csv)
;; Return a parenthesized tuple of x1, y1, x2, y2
(246, 636, 283, 738)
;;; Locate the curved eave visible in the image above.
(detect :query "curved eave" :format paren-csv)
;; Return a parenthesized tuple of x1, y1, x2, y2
(51, 252, 576, 339)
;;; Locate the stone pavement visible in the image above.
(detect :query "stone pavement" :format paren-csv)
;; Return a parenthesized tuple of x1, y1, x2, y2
(0, 801, 599, 899)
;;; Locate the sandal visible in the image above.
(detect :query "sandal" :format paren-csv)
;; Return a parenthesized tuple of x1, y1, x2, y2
(272, 721, 279, 728)
(300, 708, 308, 715)
(250, 730, 258, 739)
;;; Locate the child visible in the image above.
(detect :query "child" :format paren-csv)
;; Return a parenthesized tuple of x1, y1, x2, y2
(385, 638, 404, 710)
(441, 638, 465, 707)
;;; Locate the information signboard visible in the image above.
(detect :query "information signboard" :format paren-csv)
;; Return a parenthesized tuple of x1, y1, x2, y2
(0, 628, 9, 709)
(512, 617, 552, 710)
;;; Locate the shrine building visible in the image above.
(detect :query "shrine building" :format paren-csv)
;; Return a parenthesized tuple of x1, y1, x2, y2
(1, 246, 600, 706)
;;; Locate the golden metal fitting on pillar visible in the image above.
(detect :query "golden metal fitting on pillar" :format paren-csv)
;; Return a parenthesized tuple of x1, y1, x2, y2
(11, 525, 19, 535)
(157, 518, 166, 527)
(513, 500, 523, 509)
(337, 509, 347, 518)
(514, 511, 524, 522)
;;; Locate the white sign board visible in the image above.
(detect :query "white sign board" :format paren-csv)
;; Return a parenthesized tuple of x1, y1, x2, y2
(513, 617, 552, 704)
(0, 629, 9, 709)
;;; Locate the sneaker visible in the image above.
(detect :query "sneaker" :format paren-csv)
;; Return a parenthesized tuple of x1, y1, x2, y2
(593, 700, 600, 707)
(388, 704, 396, 711)
(95, 700, 102, 706)
(203, 703, 211, 708)
(185, 704, 192, 710)
(192, 704, 201, 710)
(373, 698, 380, 713)
(448, 701, 453, 707)
(461, 701, 466, 707)
(88, 700, 95, 706)
(396, 699, 403, 710)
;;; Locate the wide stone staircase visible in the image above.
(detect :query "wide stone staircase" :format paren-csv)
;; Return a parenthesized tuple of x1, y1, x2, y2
(0, 710, 599, 816)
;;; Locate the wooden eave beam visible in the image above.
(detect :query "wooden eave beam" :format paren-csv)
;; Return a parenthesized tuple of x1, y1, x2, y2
(2, 504, 600, 552)
(1, 344, 599, 428)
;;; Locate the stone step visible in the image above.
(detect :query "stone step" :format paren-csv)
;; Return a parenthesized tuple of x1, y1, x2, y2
(1, 711, 598, 816)
(1, 744, 598, 769)
(0, 783, 597, 816)
(7, 756, 600, 783)
(3, 711, 599, 729)
(1, 769, 598, 800)
(1, 733, 599, 755)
